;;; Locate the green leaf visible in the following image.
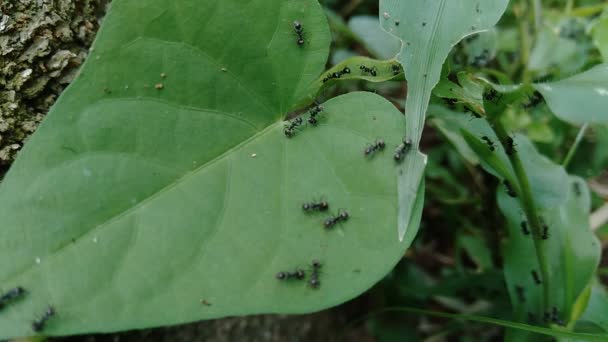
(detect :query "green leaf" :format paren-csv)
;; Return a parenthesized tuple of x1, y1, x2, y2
(430, 106, 570, 210)
(0, 0, 422, 338)
(500, 170, 600, 331)
(379, 0, 508, 239)
(578, 282, 608, 332)
(379, 0, 508, 143)
(457, 234, 493, 271)
(347, 16, 401, 59)
(528, 27, 585, 76)
(433, 72, 485, 116)
(534, 63, 608, 125)
(498, 177, 600, 323)
(591, 13, 608, 61)
(304, 56, 403, 104)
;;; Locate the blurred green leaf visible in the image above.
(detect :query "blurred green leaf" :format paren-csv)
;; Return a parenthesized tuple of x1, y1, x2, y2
(528, 27, 585, 76)
(348, 15, 401, 59)
(457, 234, 493, 271)
(591, 12, 608, 61)
(535, 63, 608, 125)
(578, 282, 608, 333)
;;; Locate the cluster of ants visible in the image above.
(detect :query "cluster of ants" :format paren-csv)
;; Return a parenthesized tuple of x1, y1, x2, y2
(302, 198, 349, 230)
(515, 285, 565, 326)
(277, 260, 323, 289)
(284, 103, 325, 137)
(321, 63, 400, 84)
(322, 67, 351, 83)
(520, 219, 550, 240)
(294, 20, 402, 84)
(0, 286, 55, 332)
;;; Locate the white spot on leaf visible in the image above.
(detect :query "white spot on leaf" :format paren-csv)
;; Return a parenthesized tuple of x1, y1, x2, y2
(594, 88, 608, 96)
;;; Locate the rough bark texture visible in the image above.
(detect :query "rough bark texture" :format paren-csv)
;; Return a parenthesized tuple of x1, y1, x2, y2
(0, 0, 109, 174)
(1, 1, 374, 341)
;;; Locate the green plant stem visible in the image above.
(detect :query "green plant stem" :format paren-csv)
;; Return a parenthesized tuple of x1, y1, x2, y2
(565, 0, 574, 14)
(532, 0, 542, 34)
(519, 15, 532, 83)
(562, 123, 589, 169)
(489, 119, 550, 313)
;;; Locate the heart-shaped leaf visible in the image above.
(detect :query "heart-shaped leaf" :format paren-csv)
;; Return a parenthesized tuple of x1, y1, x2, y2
(379, 0, 509, 240)
(0, 0, 423, 338)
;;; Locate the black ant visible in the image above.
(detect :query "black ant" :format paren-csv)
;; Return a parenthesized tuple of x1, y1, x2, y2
(276, 268, 305, 280)
(390, 64, 401, 75)
(481, 136, 495, 151)
(322, 67, 350, 83)
(32, 306, 55, 333)
(360, 65, 377, 76)
(523, 91, 543, 109)
(0, 286, 26, 309)
(308, 102, 324, 125)
(551, 306, 565, 326)
(520, 221, 530, 235)
(483, 88, 501, 102)
(284, 117, 303, 137)
(504, 136, 517, 155)
(444, 97, 458, 108)
(364, 139, 386, 157)
(515, 285, 525, 303)
(293, 21, 305, 46)
(324, 210, 349, 229)
(309, 272, 320, 288)
(309, 259, 322, 289)
(302, 199, 329, 212)
(503, 180, 517, 197)
(394, 138, 413, 162)
(572, 182, 582, 197)
(541, 223, 549, 240)
(531, 270, 542, 285)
